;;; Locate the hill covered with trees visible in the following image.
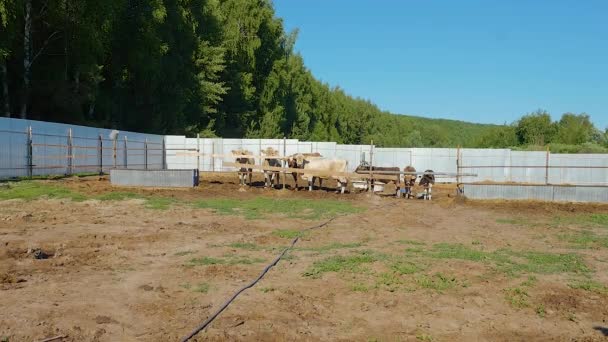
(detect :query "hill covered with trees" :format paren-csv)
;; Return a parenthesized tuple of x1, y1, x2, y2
(1, 0, 606, 151)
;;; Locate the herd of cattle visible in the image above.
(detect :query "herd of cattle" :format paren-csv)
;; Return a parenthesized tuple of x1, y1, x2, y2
(232, 148, 436, 199)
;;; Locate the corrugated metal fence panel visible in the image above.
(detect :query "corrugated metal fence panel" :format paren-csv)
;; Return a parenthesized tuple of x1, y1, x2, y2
(509, 151, 547, 183)
(371, 148, 411, 170)
(549, 154, 608, 185)
(461, 149, 511, 183)
(464, 184, 608, 203)
(334, 144, 372, 171)
(313, 142, 338, 159)
(0, 117, 29, 178)
(110, 169, 197, 187)
(411, 148, 458, 183)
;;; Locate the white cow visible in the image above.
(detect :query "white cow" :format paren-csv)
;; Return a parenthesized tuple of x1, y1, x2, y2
(301, 159, 349, 194)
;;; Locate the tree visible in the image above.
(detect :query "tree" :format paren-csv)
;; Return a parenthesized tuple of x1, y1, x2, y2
(554, 113, 595, 145)
(515, 110, 556, 146)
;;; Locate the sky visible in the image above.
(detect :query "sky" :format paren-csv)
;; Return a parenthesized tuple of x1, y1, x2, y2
(273, 0, 608, 129)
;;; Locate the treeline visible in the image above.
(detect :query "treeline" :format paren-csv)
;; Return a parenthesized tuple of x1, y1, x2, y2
(476, 111, 608, 153)
(1, 0, 606, 151)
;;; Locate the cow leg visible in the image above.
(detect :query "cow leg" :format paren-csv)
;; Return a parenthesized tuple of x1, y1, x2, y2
(428, 184, 433, 200)
(308, 179, 313, 191)
(319, 178, 323, 190)
(248, 170, 252, 186)
(340, 182, 346, 194)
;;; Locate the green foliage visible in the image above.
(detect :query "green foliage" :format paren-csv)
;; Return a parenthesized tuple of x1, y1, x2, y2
(194, 197, 361, 219)
(568, 279, 608, 295)
(0, 0, 602, 151)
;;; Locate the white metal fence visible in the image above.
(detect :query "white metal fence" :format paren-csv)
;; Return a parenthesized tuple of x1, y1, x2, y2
(1, 117, 607, 186)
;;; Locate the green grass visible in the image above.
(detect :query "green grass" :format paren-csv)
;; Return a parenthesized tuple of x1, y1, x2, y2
(396, 239, 426, 246)
(535, 304, 546, 317)
(568, 279, 608, 295)
(228, 242, 262, 251)
(558, 230, 608, 249)
(187, 255, 265, 266)
(272, 229, 306, 239)
(298, 242, 363, 253)
(194, 197, 362, 219)
(390, 260, 423, 275)
(415, 273, 458, 292)
(0, 181, 86, 201)
(553, 214, 608, 229)
(375, 272, 404, 292)
(303, 250, 384, 278)
(351, 282, 371, 292)
(260, 287, 276, 293)
(0, 181, 175, 209)
(181, 282, 211, 293)
(505, 287, 530, 308)
(406, 243, 590, 276)
(416, 333, 433, 342)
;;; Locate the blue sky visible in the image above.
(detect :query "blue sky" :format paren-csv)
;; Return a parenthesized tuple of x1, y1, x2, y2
(273, 0, 608, 129)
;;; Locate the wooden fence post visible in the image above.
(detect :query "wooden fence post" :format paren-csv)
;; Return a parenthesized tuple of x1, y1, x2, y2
(97, 134, 103, 175)
(27, 126, 33, 178)
(282, 136, 286, 189)
(123, 136, 128, 168)
(67, 128, 73, 175)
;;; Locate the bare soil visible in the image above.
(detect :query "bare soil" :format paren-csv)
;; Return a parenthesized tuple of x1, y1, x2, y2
(1, 174, 608, 341)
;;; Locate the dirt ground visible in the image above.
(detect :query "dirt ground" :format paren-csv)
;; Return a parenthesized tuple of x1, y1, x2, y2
(1, 173, 608, 341)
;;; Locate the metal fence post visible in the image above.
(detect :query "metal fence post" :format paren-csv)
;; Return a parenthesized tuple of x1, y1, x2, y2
(545, 146, 551, 185)
(282, 136, 287, 189)
(144, 138, 148, 170)
(97, 134, 103, 175)
(162, 137, 167, 170)
(112, 135, 117, 169)
(27, 125, 33, 178)
(67, 128, 73, 175)
(196, 133, 200, 171)
(369, 140, 374, 192)
(211, 140, 215, 172)
(123, 136, 128, 168)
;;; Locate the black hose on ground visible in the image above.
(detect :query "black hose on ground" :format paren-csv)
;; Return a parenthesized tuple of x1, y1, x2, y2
(179, 216, 339, 342)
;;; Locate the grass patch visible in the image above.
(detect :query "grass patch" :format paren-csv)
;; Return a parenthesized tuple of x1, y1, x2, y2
(553, 214, 608, 229)
(568, 279, 608, 295)
(397, 239, 426, 246)
(559, 230, 608, 249)
(272, 229, 306, 239)
(415, 273, 458, 292)
(303, 250, 384, 278)
(0, 181, 175, 209)
(187, 255, 265, 266)
(351, 282, 370, 292)
(375, 272, 404, 292)
(390, 260, 423, 275)
(406, 243, 590, 276)
(228, 242, 262, 251)
(194, 197, 362, 219)
(298, 242, 363, 253)
(505, 287, 530, 308)
(416, 333, 433, 342)
(0, 181, 86, 201)
(535, 304, 546, 317)
(192, 282, 210, 293)
(260, 287, 276, 293)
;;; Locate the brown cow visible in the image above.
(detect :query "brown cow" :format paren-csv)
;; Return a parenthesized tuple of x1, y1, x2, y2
(232, 149, 254, 186)
(261, 147, 281, 188)
(402, 165, 417, 199)
(287, 152, 322, 190)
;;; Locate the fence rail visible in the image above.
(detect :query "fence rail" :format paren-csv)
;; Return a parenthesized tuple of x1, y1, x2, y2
(1, 117, 607, 186)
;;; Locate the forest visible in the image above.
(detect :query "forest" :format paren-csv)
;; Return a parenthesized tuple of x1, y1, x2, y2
(1, 0, 607, 151)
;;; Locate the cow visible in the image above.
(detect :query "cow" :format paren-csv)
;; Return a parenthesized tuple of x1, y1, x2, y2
(418, 169, 435, 200)
(402, 165, 417, 199)
(354, 162, 401, 196)
(287, 152, 322, 190)
(261, 147, 281, 188)
(301, 158, 349, 194)
(232, 149, 254, 186)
